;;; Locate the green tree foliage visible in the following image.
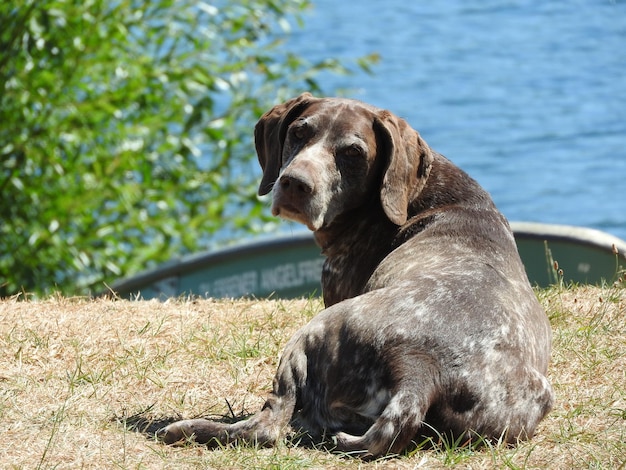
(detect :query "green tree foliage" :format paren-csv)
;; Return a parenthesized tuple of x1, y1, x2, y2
(0, 0, 376, 297)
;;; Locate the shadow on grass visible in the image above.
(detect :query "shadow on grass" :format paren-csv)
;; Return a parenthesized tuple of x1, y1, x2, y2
(112, 404, 251, 440)
(112, 405, 490, 463)
(111, 405, 338, 454)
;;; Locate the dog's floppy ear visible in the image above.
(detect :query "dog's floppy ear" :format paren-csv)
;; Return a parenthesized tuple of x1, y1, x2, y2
(375, 111, 434, 225)
(255, 92, 318, 195)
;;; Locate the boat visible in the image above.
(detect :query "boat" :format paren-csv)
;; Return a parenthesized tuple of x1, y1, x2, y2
(109, 222, 626, 300)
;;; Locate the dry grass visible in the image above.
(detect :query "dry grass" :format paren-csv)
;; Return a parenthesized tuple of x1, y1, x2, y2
(0, 285, 624, 469)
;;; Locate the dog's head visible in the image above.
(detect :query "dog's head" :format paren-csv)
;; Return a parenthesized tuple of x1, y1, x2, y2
(255, 93, 433, 230)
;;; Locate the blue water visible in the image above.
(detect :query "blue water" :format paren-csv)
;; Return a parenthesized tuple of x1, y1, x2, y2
(283, 0, 626, 240)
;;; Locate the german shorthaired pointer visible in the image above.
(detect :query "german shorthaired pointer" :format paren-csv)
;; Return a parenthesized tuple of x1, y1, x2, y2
(158, 93, 554, 457)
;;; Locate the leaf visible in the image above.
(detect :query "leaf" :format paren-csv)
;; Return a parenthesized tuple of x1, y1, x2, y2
(0, 0, 376, 296)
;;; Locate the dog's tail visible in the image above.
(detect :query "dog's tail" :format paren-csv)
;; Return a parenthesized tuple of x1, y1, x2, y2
(157, 353, 302, 448)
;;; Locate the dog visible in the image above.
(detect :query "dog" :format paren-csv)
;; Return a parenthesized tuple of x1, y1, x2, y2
(158, 93, 554, 457)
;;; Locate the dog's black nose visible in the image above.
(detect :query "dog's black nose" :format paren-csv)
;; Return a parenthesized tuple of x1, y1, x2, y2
(279, 173, 313, 194)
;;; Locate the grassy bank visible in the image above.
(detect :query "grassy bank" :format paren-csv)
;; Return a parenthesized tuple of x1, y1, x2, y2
(1, 285, 624, 469)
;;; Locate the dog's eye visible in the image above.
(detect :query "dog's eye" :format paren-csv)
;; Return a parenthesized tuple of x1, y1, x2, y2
(292, 125, 308, 140)
(341, 145, 364, 158)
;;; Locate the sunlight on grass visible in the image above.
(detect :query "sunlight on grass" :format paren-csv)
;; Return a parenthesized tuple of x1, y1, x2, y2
(0, 287, 623, 469)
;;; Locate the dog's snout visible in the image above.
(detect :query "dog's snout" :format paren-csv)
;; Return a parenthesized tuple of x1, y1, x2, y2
(279, 173, 313, 195)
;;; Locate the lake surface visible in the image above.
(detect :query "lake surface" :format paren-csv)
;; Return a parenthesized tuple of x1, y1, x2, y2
(284, 0, 626, 240)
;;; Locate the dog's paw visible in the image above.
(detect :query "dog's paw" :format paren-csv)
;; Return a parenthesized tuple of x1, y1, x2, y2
(334, 431, 372, 457)
(156, 420, 196, 445)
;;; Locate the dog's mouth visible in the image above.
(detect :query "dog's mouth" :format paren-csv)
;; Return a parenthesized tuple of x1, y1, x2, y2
(272, 203, 301, 221)
(274, 203, 300, 216)
(272, 203, 320, 231)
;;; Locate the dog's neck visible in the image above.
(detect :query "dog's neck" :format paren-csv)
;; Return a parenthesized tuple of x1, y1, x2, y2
(312, 155, 496, 307)
(313, 203, 397, 307)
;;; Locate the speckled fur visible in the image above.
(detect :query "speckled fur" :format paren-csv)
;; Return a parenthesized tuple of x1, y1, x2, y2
(158, 94, 554, 458)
